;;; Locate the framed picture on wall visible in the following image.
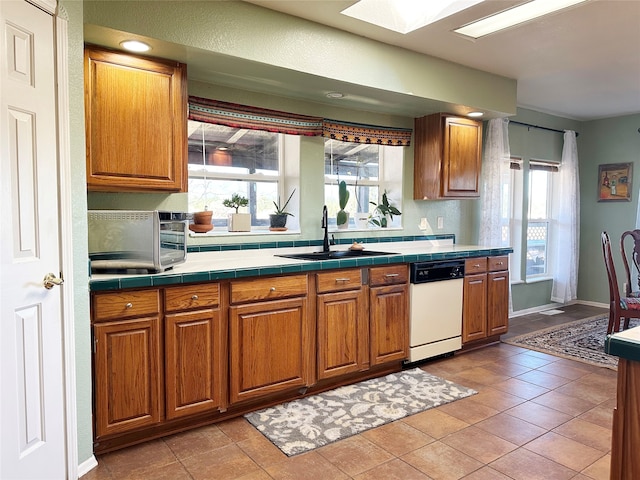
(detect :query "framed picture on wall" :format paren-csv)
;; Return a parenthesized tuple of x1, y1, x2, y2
(598, 162, 633, 202)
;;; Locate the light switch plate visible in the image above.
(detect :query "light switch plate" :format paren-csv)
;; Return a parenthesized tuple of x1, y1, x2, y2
(437, 216, 444, 229)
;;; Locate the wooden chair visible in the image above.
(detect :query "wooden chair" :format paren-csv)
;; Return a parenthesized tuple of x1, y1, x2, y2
(602, 231, 640, 334)
(620, 229, 640, 296)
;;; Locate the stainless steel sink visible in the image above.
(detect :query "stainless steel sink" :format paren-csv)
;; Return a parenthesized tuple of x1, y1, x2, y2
(276, 250, 397, 261)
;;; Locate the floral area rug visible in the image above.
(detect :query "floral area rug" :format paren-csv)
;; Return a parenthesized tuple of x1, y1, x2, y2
(244, 368, 476, 456)
(503, 314, 640, 370)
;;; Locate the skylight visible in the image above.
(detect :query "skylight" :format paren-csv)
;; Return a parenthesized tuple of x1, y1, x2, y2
(341, 0, 484, 34)
(454, 0, 590, 39)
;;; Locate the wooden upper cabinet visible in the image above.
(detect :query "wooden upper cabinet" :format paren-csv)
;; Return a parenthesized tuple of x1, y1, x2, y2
(414, 113, 483, 200)
(84, 45, 187, 192)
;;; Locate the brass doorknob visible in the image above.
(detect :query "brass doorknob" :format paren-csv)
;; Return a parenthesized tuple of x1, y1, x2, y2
(43, 272, 64, 290)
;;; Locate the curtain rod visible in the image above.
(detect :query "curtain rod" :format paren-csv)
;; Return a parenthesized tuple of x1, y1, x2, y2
(510, 120, 579, 137)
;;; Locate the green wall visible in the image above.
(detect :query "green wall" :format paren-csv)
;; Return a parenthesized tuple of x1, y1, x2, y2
(578, 114, 640, 304)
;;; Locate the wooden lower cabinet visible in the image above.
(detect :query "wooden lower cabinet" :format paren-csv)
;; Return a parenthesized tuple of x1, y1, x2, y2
(462, 256, 509, 345)
(369, 265, 409, 365)
(316, 269, 368, 379)
(229, 274, 312, 404)
(93, 316, 162, 437)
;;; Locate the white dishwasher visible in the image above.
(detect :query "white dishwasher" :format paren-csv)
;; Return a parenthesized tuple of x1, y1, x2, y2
(407, 260, 465, 363)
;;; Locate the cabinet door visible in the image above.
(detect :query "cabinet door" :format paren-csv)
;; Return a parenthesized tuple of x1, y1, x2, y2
(369, 284, 409, 365)
(229, 297, 311, 404)
(84, 46, 187, 192)
(93, 316, 162, 437)
(487, 271, 509, 336)
(165, 308, 225, 419)
(317, 289, 368, 379)
(442, 116, 482, 198)
(462, 273, 488, 343)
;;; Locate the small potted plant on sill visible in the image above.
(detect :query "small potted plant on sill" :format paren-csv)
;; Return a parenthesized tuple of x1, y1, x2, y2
(223, 193, 251, 232)
(269, 188, 296, 231)
(336, 180, 350, 229)
(370, 190, 401, 228)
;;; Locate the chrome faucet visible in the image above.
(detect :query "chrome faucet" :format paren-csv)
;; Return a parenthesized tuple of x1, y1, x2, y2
(322, 205, 330, 253)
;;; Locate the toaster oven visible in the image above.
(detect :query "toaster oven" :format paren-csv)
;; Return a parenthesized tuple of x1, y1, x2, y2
(88, 210, 188, 273)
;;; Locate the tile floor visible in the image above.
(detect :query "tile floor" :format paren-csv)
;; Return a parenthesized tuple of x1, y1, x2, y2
(84, 304, 615, 480)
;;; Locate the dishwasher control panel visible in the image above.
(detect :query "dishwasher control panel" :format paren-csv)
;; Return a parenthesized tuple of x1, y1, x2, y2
(410, 260, 465, 284)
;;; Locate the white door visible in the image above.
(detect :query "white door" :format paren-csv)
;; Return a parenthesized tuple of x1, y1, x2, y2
(0, 1, 67, 479)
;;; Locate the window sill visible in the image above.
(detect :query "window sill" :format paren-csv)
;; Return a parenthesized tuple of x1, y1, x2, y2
(525, 276, 553, 284)
(189, 229, 301, 238)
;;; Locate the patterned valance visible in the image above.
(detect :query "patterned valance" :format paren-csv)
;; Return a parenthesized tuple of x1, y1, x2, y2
(188, 96, 323, 136)
(322, 119, 412, 146)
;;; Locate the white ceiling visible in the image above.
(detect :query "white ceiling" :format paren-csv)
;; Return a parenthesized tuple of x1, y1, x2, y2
(244, 0, 640, 121)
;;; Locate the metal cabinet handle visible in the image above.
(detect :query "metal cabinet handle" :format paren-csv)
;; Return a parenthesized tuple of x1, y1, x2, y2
(384, 273, 399, 278)
(43, 272, 64, 290)
(335, 278, 351, 283)
(270, 287, 276, 292)
(125, 302, 133, 309)
(191, 295, 199, 300)
(473, 264, 481, 268)
(496, 262, 504, 266)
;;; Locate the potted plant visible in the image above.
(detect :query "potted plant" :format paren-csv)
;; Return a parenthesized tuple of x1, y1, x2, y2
(370, 190, 401, 228)
(336, 180, 350, 229)
(223, 193, 251, 231)
(270, 188, 296, 231)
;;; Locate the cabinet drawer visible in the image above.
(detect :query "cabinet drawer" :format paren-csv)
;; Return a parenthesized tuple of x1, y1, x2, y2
(93, 289, 160, 322)
(230, 274, 307, 304)
(165, 283, 220, 312)
(465, 257, 487, 275)
(369, 265, 408, 287)
(488, 256, 509, 272)
(316, 269, 362, 293)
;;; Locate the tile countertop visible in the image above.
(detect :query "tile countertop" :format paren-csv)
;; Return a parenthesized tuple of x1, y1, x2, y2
(89, 239, 513, 291)
(605, 326, 640, 363)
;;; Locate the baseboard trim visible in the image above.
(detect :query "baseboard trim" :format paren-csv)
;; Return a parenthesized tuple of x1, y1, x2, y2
(77, 455, 98, 478)
(510, 299, 608, 318)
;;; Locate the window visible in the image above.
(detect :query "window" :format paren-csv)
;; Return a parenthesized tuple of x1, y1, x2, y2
(509, 159, 558, 280)
(187, 121, 299, 230)
(323, 138, 403, 229)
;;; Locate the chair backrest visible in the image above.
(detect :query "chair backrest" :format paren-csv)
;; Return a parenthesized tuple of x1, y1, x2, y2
(602, 231, 621, 307)
(620, 229, 640, 296)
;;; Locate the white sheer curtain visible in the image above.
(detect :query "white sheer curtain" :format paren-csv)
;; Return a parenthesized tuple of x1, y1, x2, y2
(479, 118, 511, 246)
(551, 131, 580, 303)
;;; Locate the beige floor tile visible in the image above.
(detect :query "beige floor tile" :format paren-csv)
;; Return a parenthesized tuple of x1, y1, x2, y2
(460, 466, 512, 479)
(440, 426, 518, 464)
(469, 386, 526, 411)
(530, 390, 599, 417)
(218, 417, 266, 443)
(524, 432, 604, 471)
(401, 441, 484, 480)
(452, 367, 511, 387)
(317, 435, 395, 477)
(265, 451, 349, 480)
(402, 409, 470, 439)
(536, 361, 593, 380)
(580, 453, 611, 480)
(552, 417, 612, 452)
(164, 423, 233, 461)
(436, 397, 501, 425)
(516, 369, 572, 389)
(578, 403, 615, 430)
(361, 420, 435, 456)
(98, 439, 178, 479)
(491, 377, 550, 400)
(180, 444, 262, 480)
(508, 353, 555, 369)
(505, 401, 573, 430)
(237, 431, 289, 468)
(474, 412, 547, 446)
(481, 360, 533, 378)
(353, 458, 433, 480)
(490, 448, 577, 480)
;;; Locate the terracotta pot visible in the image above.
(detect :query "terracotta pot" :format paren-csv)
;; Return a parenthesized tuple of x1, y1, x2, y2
(193, 211, 213, 225)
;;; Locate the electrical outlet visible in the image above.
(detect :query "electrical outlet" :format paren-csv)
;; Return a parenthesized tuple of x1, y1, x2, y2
(437, 216, 444, 229)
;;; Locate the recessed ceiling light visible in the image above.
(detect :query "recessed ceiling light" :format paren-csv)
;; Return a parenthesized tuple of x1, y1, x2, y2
(326, 92, 344, 99)
(120, 40, 151, 53)
(454, 0, 590, 39)
(468, 111, 484, 117)
(342, 0, 485, 34)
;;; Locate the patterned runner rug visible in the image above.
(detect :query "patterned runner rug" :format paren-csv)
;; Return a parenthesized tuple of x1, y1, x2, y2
(503, 314, 639, 370)
(244, 368, 476, 456)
